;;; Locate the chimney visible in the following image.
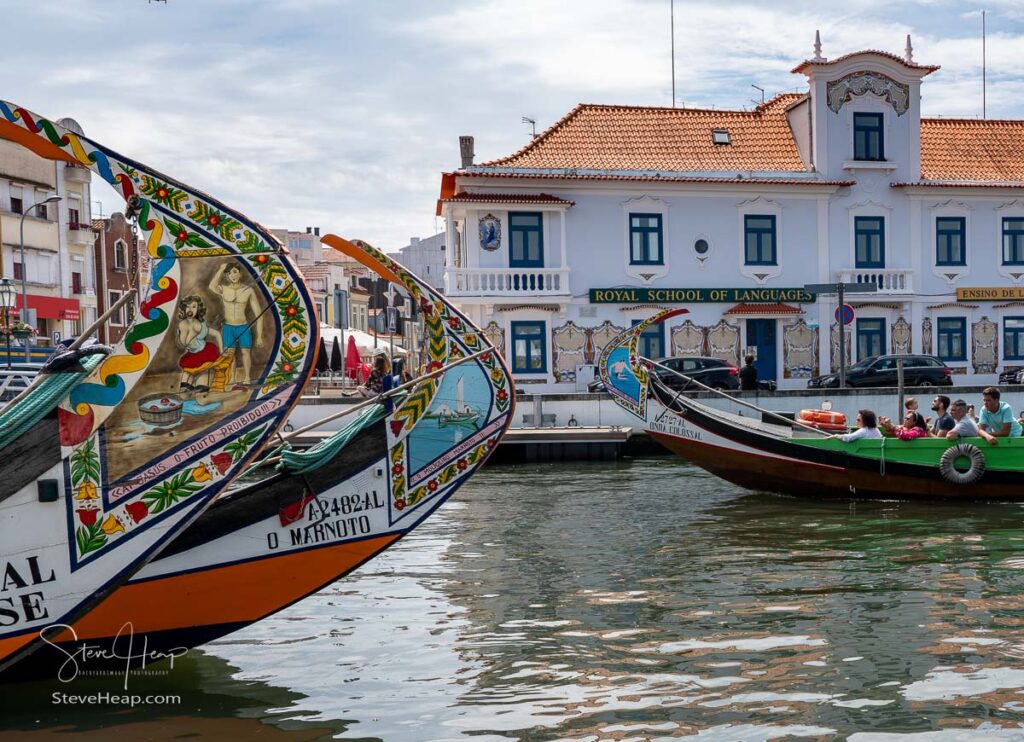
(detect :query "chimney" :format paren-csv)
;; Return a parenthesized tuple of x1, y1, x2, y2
(459, 136, 474, 168)
(411, 237, 420, 245)
(314, 226, 320, 236)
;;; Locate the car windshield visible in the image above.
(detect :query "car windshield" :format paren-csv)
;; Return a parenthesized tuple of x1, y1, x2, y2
(848, 357, 875, 370)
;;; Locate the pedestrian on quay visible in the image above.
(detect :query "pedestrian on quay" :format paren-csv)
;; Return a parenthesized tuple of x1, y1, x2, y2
(739, 354, 758, 391)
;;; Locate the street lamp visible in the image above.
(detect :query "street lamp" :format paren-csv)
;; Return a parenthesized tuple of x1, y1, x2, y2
(0, 277, 16, 369)
(19, 194, 61, 361)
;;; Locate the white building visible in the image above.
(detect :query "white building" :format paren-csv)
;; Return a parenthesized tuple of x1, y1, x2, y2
(395, 232, 446, 291)
(271, 227, 320, 266)
(438, 39, 1024, 390)
(0, 116, 95, 351)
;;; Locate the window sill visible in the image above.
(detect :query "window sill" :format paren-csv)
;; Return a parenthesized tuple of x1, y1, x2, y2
(843, 160, 898, 171)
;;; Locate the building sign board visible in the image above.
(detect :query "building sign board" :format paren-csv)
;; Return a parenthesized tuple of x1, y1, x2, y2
(957, 287, 1024, 301)
(589, 287, 814, 304)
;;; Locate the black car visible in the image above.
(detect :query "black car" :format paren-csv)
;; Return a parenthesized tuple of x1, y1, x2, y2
(807, 354, 953, 388)
(652, 356, 741, 391)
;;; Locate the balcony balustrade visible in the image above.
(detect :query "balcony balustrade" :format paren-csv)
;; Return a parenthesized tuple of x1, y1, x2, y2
(445, 267, 570, 297)
(837, 268, 914, 295)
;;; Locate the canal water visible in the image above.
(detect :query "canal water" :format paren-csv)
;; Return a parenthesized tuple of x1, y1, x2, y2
(7, 458, 1024, 740)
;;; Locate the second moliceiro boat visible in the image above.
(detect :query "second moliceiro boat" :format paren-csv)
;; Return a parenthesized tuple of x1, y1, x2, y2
(599, 308, 1024, 500)
(14, 236, 514, 675)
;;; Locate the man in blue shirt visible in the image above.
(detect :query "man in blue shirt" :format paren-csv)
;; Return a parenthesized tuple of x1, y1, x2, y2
(978, 386, 1022, 441)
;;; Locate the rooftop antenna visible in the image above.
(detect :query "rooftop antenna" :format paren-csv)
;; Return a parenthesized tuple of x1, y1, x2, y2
(671, 0, 676, 107)
(521, 116, 537, 139)
(92, 200, 105, 219)
(751, 84, 765, 105)
(983, 9, 987, 119)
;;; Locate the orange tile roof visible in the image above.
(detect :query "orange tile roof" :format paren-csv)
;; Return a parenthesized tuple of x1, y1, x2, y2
(724, 302, 804, 315)
(440, 192, 575, 206)
(919, 118, 1024, 181)
(480, 94, 809, 173)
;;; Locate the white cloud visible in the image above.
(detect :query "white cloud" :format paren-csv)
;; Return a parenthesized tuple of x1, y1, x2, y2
(4, 0, 1024, 250)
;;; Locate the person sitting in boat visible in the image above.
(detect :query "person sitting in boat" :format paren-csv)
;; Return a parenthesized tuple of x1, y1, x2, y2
(978, 386, 1022, 440)
(895, 411, 929, 440)
(946, 399, 984, 442)
(830, 409, 882, 442)
(930, 395, 955, 436)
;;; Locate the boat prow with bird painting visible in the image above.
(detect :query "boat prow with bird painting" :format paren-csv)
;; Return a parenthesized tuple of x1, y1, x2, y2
(598, 308, 1024, 501)
(0, 101, 317, 673)
(6, 236, 514, 679)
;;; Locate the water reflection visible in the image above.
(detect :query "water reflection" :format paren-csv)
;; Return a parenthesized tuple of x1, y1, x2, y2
(9, 459, 1024, 739)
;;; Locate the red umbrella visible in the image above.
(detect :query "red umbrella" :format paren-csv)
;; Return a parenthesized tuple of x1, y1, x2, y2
(345, 334, 360, 379)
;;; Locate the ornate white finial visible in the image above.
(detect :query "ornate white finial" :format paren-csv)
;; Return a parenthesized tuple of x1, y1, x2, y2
(813, 30, 823, 61)
(905, 34, 914, 63)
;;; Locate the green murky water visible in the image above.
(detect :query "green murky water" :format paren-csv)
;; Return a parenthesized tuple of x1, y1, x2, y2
(7, 459, 1024, 740)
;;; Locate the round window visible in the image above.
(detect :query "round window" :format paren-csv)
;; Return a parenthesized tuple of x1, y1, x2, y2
(694, 239, 709, 255)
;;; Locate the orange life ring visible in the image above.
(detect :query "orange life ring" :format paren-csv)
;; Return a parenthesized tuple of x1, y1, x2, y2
(797, 409, 847, 429)
(799, 419, 849, 432)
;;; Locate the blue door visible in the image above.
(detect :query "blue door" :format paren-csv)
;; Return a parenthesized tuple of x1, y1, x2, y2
(745, 319, 777, 381)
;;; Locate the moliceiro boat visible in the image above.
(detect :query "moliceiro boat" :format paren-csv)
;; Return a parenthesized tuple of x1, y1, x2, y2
(0, 102, 317, 672)
(598, 308, 1024, 500)
(11, 237, 514, 678)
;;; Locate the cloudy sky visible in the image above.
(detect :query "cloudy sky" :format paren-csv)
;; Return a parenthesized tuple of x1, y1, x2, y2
(7, 0, 1024, 250)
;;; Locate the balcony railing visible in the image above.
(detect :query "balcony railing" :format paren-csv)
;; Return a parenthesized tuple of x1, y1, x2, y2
(65, 164, 91, 183)
(838, 268, 914, 295)
(446, 267, 570, 297)
(68, 222, 94, 245)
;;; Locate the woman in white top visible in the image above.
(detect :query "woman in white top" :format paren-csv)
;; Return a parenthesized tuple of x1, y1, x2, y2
(832, 409, 883, 442)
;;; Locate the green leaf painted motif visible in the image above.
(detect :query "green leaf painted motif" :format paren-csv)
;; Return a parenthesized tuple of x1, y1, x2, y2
(76, 522, 108, 555)
(142, 469, 200, 514)
(70, 437, 100, 487)
(224, 426, 266, 462)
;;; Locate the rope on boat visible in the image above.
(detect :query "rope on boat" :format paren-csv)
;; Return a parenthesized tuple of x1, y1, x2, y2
(273, 403, 386, 475)
(640, 357, 833, 438)
(0, 353, 105, 450)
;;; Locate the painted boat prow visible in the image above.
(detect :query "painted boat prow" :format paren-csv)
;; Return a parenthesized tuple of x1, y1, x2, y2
(0, 101, 318, 672)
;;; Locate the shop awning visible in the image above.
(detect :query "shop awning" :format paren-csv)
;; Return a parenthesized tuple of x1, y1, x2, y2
(723, 302, 803, 316)
(13, 294, 80, 320)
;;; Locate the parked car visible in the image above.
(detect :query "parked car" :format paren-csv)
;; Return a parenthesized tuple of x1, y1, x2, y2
(807, 354, 953, 388)
(999, 366, 1023, 385)
(651, 356, 741, 391)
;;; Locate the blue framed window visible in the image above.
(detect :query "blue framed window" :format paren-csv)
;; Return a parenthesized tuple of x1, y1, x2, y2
(856, 318, 885, 360)
(853, 112, 884, 161)
(1005, 317, 1024, 360)
(511, 321, 546, 372)
(937, 317, 967, 361)
(509, 212, 544, 268)
(744, 215, 776, 266)
(631, 320, 665, 361)
(1003, 218, 1024, 265)
(629, 213, 663, 265)
(855, 216, 885, 268)
(936, 217, 966, 266)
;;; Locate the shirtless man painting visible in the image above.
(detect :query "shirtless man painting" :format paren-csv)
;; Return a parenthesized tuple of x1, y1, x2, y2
(209, 262, 264, 387)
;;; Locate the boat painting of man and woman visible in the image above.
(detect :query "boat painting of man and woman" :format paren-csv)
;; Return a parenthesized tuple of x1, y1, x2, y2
(0, 100, 514, 680)
(599, 307, 1024, 501)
